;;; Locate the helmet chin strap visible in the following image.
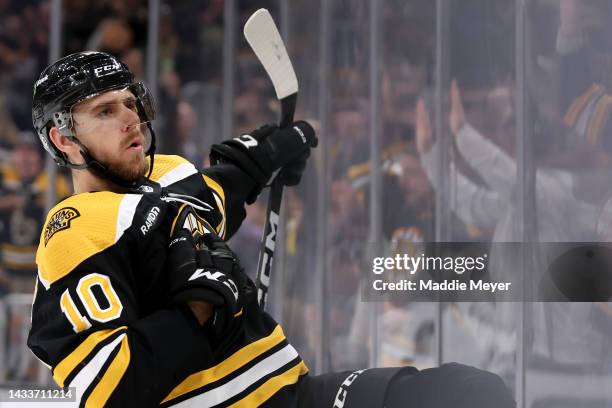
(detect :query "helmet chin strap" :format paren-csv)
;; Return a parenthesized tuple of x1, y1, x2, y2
(64, 122, 156, 189)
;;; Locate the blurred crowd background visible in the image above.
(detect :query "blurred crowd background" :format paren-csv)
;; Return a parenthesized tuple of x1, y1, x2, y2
(1, 0, 612, 406)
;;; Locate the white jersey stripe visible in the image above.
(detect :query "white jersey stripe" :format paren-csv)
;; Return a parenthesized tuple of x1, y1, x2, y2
(69, 333, 126, 405)
(115, 195, 143, 243)
(38, 267, 50, 290)
(157, 162, 198, 187)
(169, 344, 299, 408)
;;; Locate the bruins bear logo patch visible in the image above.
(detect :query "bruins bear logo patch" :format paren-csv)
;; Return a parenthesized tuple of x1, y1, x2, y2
(44, 207, 80, 246)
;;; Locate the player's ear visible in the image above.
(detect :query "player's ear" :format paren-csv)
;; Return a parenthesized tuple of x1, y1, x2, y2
(49, 127, 78, 157)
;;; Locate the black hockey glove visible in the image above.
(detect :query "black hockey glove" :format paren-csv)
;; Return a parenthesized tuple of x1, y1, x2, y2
(210, 120, 318, 188)
(197, 233, 256, 328)
(166, 206, 253, 336)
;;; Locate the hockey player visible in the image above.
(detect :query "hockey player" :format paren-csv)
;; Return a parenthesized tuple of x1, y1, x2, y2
(28, 51, 514, 407)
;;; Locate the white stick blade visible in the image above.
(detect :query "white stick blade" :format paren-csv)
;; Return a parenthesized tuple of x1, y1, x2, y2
(244, 8, 298, 100)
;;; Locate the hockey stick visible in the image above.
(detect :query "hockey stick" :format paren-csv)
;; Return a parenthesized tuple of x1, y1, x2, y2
(244, 8, 298, 308)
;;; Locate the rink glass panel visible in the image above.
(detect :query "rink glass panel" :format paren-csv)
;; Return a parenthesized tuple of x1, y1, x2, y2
(320, 0, 377, 373)
(440, 0, 519, 392)
(0, 0, 53, 386)
(155, 0, 226, 165)
(371, 0, 438, 371)
(226, 1, 279, 284)
(265, 0, 325, 372)
(523, 0, 612, 406)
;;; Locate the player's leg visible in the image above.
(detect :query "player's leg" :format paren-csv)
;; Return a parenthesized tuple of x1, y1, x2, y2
(297, 363, 514, 407)
(297, 367, 414, 408)
(384, 362, 515, 408)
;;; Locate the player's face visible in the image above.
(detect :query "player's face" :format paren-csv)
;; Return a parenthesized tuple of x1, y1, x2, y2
(72, 88, 149, 182)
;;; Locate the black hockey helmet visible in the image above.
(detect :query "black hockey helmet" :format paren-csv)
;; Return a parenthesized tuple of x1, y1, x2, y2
(32, 51, 156, 185)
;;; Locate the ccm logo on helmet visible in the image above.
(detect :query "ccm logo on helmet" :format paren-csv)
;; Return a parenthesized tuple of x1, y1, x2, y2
(94, 62, 121, 77)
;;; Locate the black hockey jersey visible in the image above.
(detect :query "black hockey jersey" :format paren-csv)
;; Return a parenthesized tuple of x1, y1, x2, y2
(28, 155, 308, 407)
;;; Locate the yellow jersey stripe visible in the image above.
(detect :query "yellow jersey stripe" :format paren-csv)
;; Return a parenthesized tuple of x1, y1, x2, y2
(1, 245, 37, 269)
(85, 335, 131, 408)
(203, 175, 226, 205)
(53, 326, 127, 387)
(228, 361, 308, 408)
(147, 155, 191, 183)
(202, 175, 227, 238)
(587, 95, 612, 145)
(162, 325, 285, 404)
(163, 342, 302, 407)
(564, 84, 603, 127)
(1, 244, 38, 253)
(169, 203, 188, 237)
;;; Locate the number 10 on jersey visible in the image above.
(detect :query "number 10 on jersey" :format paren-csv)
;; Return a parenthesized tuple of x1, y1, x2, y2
(59, 273, 123, 332)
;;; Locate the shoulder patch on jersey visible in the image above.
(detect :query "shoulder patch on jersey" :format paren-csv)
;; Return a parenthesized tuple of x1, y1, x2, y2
(44, 207, 80, 246)
(148, 155, 198, 187)
(37, 193, 142, 288)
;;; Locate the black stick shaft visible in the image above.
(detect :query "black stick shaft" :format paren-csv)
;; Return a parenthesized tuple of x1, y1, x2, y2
(256, 92, 297, 308)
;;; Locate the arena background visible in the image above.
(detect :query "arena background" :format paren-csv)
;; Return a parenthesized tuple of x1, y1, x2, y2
(1, 0, 612, 407)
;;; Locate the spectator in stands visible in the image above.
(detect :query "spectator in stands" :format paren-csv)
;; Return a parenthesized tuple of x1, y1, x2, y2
(0, 132, 70, 293)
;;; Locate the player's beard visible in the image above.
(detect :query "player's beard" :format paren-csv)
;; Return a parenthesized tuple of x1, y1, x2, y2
(108, 124, 151, 182)
(107, 152, 149, 183)
(94, 128, 151, 183)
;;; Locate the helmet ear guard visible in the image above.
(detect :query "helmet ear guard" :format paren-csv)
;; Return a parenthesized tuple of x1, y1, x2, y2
(53, 111, 74, 137)
(38, 110, 73, 167)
